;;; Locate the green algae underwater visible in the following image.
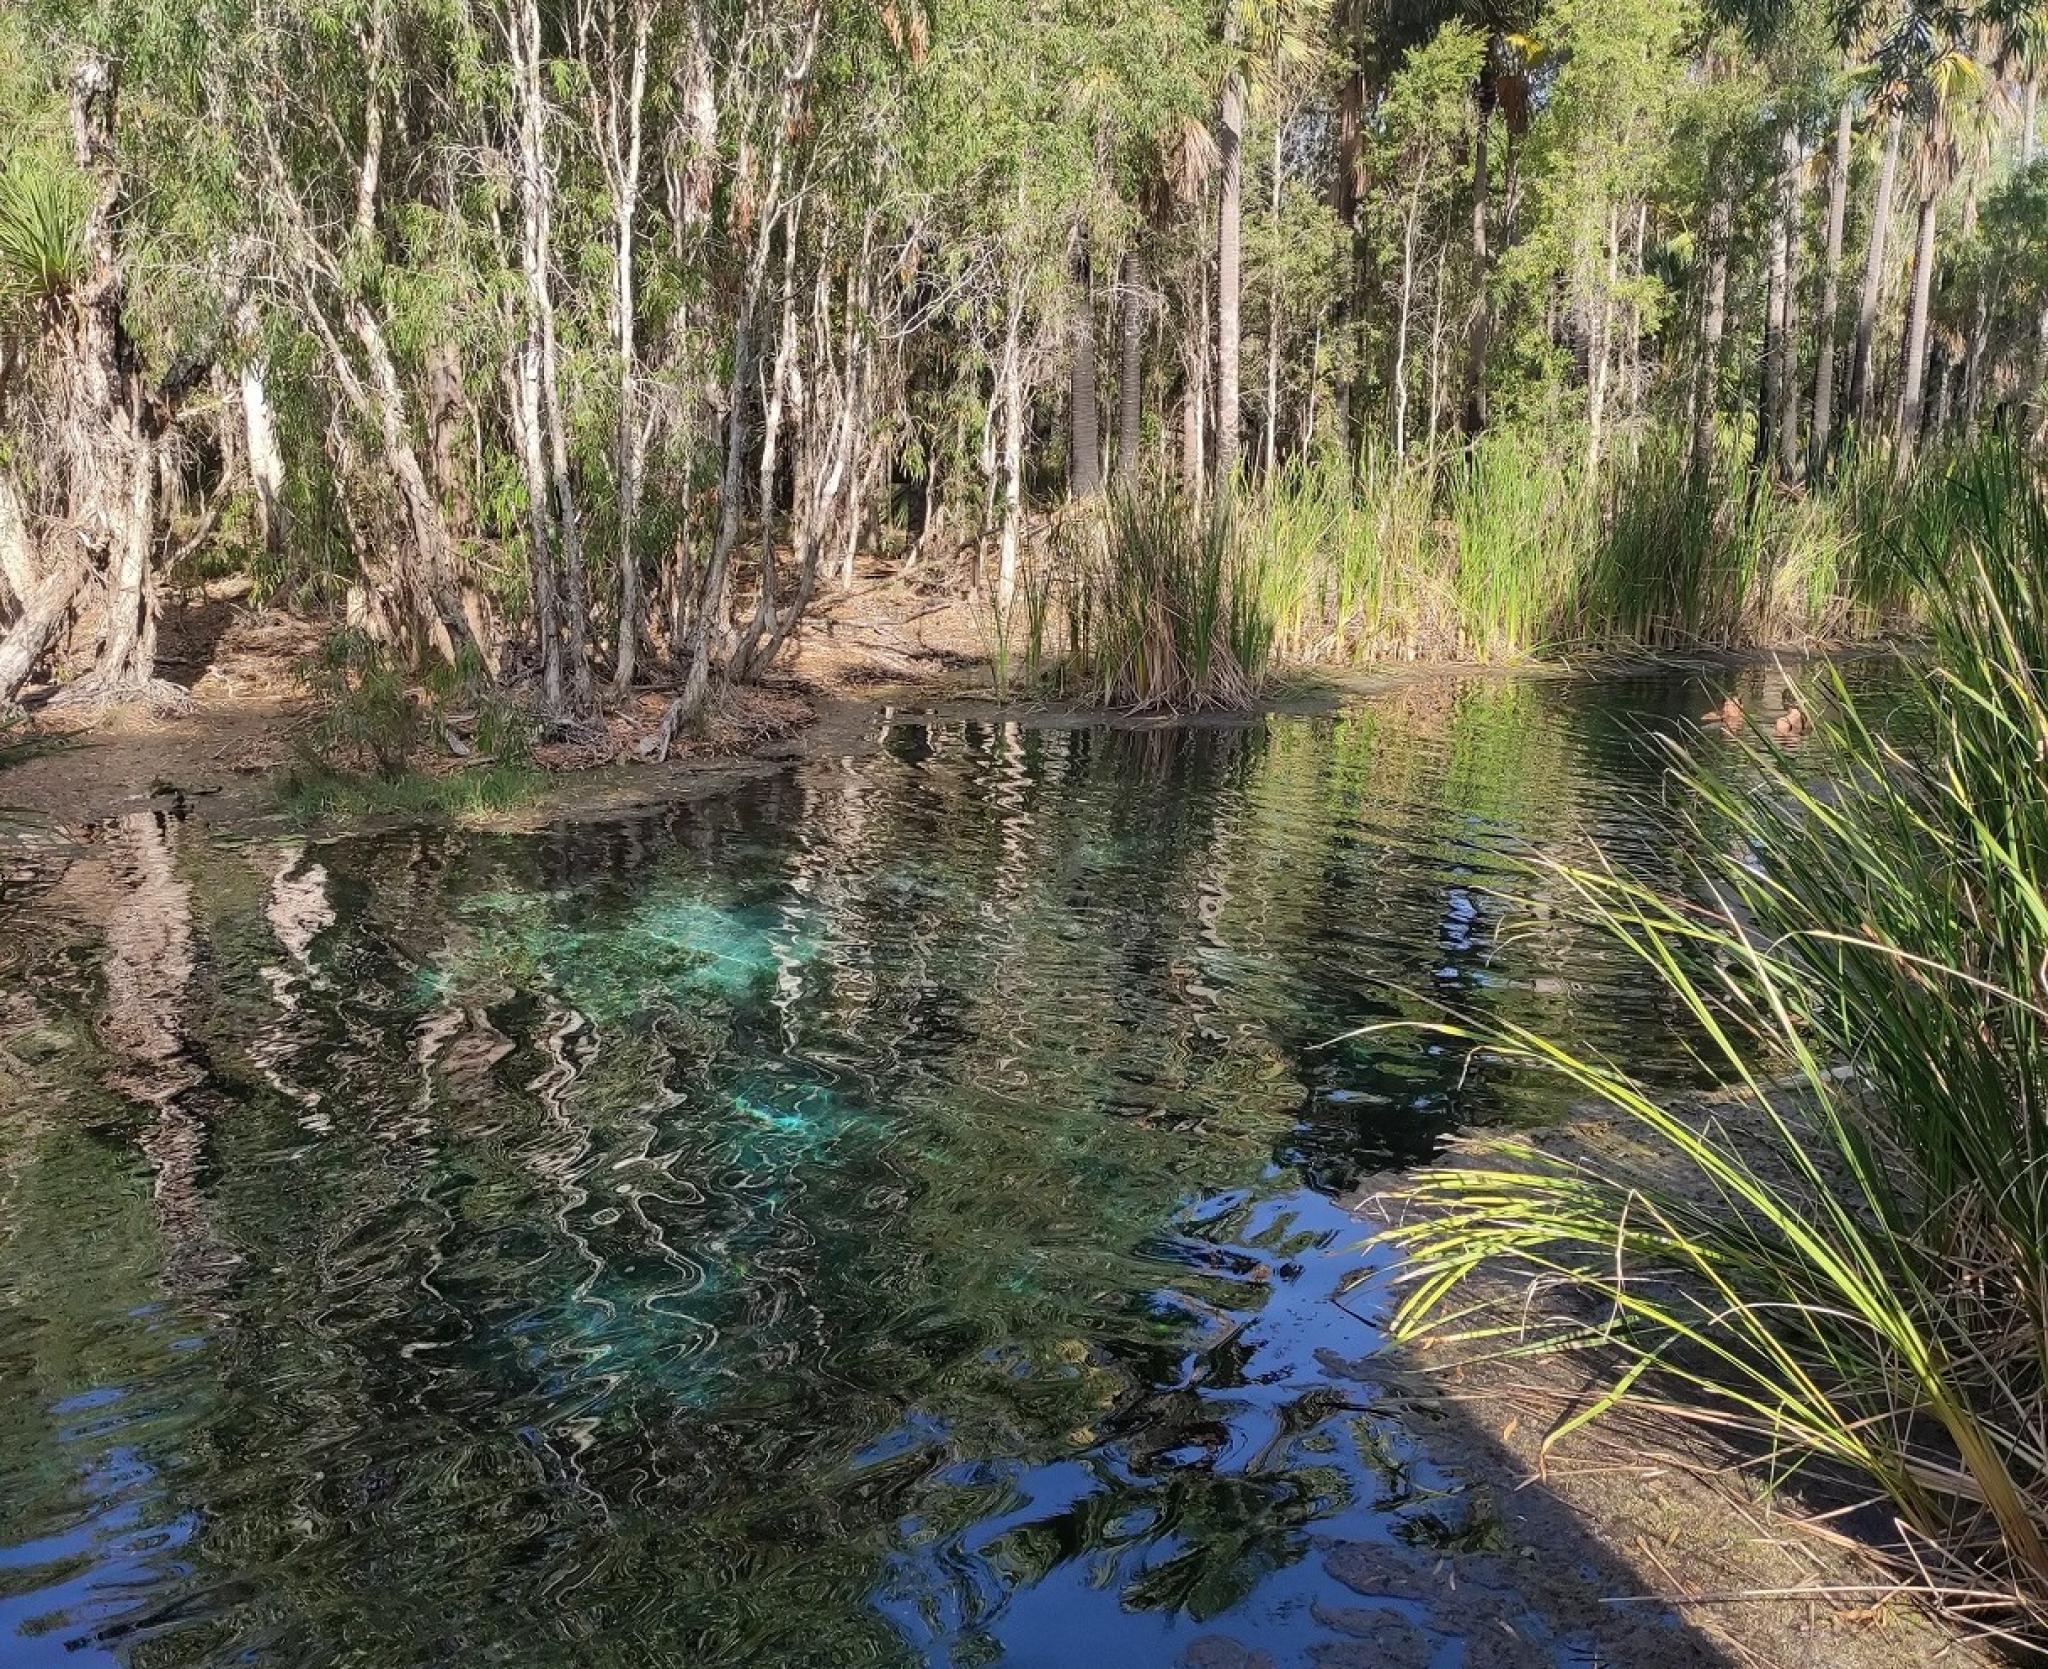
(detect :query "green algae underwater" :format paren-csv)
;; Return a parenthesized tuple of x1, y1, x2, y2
(0, 672, 1865, 1668)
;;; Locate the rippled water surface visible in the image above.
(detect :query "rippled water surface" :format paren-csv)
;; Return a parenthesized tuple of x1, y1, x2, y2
(0, 669, 1868, 1667)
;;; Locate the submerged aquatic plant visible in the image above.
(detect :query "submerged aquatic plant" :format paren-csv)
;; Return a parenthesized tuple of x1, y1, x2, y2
(1373, 441, 2048, 1641)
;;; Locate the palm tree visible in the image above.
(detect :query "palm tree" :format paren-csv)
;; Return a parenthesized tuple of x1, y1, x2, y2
(1896, 49, 1984, 471)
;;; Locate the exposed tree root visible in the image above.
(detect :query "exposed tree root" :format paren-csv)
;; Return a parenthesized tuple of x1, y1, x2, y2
(635, 691, 701, 762)
(46, 674, 196, 715)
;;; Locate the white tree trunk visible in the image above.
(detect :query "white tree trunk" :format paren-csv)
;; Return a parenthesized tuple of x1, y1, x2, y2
(512, 336, 562, 709)
(0, 470, 36, 610)
(510, 0, 595, 712)
(1215, 68, 1244, 483)
(997, 288, 1025, 615)
(603, 0, 651, 695)
(240, 337, 287, 559)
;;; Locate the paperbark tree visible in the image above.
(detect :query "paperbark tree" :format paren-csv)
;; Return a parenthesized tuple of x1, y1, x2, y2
(1849, 105, 1904, 426)
(1809, 94, 1854, 472)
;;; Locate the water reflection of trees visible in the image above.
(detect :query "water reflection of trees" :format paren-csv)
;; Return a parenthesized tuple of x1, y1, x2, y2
(0, 682, 1715, 1665)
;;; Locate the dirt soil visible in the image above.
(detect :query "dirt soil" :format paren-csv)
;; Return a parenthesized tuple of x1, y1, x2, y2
(0, 565, 992, 834)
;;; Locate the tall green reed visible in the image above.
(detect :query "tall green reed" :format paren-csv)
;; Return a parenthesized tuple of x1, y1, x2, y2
(1033, 423, 1920, 705)
(1373, 441, 2048, 1640)
(1075, 485, 1275, 711)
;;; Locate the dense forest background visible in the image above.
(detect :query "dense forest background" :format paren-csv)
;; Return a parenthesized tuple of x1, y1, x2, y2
(1, 0, 2044, 732)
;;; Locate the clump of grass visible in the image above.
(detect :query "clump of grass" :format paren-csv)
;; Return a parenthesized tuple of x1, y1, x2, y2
(290, 628, 545, 824)
(1372, 440, 2048, 1641)
(1579, 437, 1734, 646)
(1078, 484, 1274, 710)
(1448, 429, 1589, 659)
(280, 758, 547, 825)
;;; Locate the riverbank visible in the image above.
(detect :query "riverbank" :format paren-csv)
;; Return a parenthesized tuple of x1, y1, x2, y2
(1331, 1096, 1996, 1669)
(0, 569, 1892, 843)
(0, 570, 987, 835)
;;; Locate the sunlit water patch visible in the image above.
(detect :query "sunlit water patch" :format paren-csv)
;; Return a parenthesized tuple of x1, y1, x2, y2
(0, 666, 1897, 1667)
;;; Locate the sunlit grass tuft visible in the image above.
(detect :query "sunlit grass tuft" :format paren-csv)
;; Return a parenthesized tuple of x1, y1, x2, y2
(1066, 484, 1275, 711)
(280, 759, 548, 826)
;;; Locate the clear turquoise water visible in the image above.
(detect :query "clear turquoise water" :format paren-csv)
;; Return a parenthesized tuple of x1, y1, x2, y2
(0, 670, 1829, 1667)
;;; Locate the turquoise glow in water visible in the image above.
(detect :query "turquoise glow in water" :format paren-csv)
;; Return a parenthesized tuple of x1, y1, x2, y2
(0, 670, 1855, 1667)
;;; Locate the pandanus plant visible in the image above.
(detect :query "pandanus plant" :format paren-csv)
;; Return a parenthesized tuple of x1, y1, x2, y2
(0, 159, 86, 330)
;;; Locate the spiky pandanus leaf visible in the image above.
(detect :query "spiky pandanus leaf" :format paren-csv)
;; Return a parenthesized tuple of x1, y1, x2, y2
(0, 159, 87, 316)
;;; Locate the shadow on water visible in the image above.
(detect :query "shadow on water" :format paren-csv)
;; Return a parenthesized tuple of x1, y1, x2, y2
(0, 667, 1888, 1667)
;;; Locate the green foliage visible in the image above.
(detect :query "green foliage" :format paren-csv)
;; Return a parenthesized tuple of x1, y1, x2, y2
(1067, 486, 1275, 710)
(299, 630, 536, 783)
(0, 159, 86, 317)
(1447, 431, 1592, 655)
(0, 0, 2038, 715)
(1374, 439, 2048, 1626)
(302, 629, 420, 779)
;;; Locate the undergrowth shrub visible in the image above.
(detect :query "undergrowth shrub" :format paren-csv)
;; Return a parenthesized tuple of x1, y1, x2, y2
(296, 630, 537, 788)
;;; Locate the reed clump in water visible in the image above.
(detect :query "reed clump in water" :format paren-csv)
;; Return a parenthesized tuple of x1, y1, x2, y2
(1221, 426, 1915, 664)
(1062, 484, 1276, 711)
(1012, 424, 1923, 712)
(1372, 440, 2048, 1643)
